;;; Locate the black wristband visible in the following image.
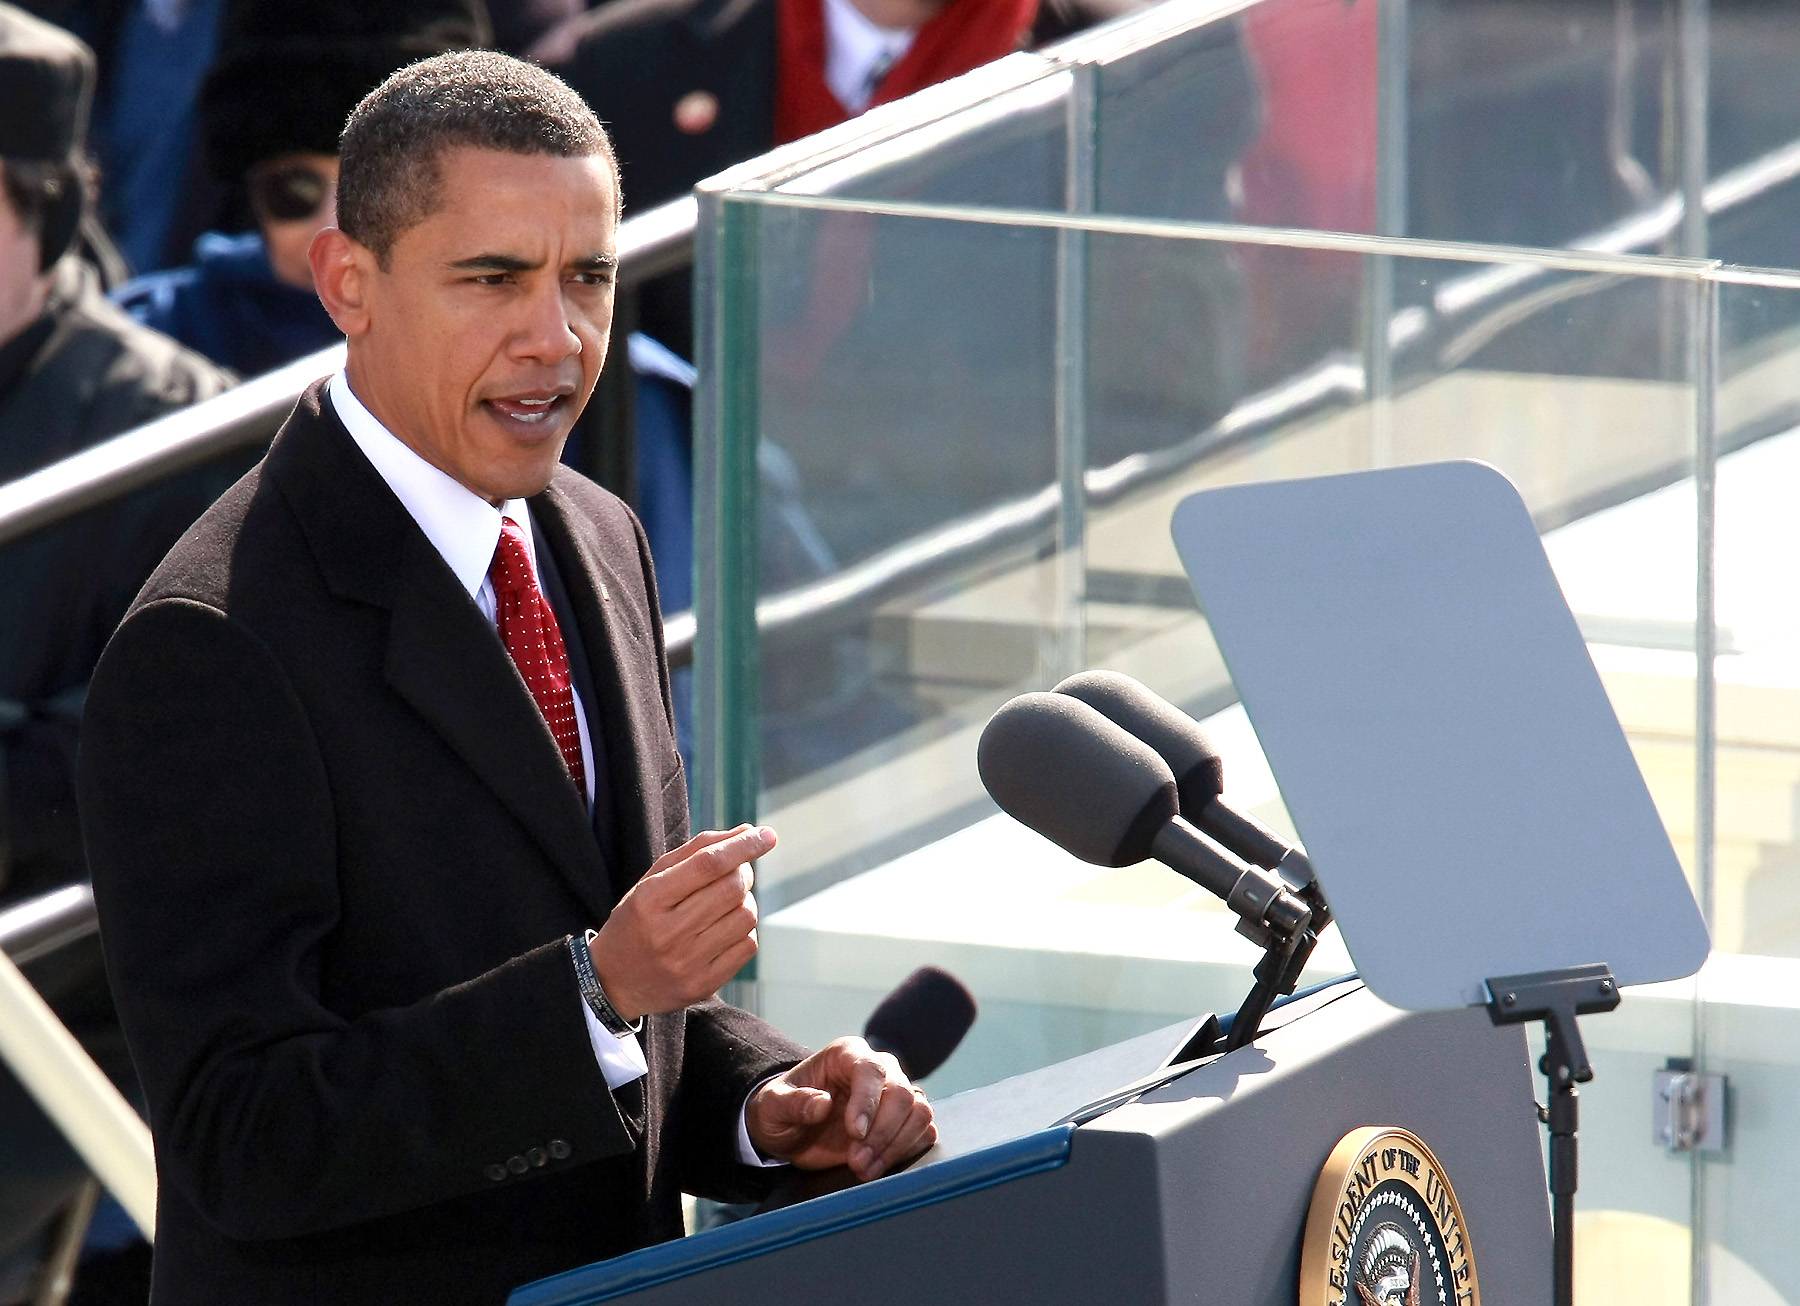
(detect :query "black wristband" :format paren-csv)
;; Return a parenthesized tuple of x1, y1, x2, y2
(569, 930, 644, 1037)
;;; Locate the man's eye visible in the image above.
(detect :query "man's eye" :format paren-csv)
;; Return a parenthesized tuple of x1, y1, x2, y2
(571, 271, 614, 287)
(471, 273, 512, 286)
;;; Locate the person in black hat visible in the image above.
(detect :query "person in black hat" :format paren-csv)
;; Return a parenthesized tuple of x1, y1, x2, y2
(112, 0, 491, 378)
(0, 3, 235, 1297)
(0, 1, 234, 909)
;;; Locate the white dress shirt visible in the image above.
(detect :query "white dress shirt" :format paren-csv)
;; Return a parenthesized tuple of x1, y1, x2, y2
(329, 375, 774, 1166)
(823, 0, 919, 113)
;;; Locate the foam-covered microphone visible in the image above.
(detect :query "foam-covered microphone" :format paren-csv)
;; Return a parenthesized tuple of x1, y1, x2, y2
(976, 692, 1310, 949)
(863, 966, 978, 1081)
(1053, 671, 1293, 866)
(1053, 671, 1328, 929)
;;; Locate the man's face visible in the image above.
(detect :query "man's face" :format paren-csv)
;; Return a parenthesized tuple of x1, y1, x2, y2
(0, 162, 50, 346)
(336, 146, 618, 504)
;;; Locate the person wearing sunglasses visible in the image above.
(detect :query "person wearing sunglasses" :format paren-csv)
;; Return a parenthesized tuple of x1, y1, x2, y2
(112, 0, 488, 378)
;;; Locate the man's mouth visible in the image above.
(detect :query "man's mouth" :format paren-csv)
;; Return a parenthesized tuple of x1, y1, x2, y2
(485, 392, 570, 428)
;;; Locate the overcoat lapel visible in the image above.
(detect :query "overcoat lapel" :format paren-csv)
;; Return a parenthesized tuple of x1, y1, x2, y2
(270, 384, 616, 924)
(381, 533, 616, 923)
(533, 479, 671, 894)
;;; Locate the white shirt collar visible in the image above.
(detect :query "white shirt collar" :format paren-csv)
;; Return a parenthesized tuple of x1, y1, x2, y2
(328, 371, 535, 599)
(823, 0, 918, 114)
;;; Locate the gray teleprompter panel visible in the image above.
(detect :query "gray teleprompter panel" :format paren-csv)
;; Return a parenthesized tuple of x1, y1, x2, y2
(553, 988, 1548, 1305)
(1170, 460, 1709, 1011)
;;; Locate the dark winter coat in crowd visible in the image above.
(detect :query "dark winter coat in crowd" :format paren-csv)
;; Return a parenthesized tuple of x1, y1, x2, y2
(113, 230, 340, 379)
(0, 253, 235, 1282)
(0, 255, 235, 906)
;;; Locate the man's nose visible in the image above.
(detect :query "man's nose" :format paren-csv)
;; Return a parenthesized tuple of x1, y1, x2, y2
(512, 282, 582, 363)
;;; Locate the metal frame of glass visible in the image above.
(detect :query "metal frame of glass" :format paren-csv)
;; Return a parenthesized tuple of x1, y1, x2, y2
(690, 4, 1800, 1300)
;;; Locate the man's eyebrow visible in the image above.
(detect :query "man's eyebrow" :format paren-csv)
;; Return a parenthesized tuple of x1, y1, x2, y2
(444, 252, 618, 274)
(447, 253, 539, 273)
(571, 252, 618, 275)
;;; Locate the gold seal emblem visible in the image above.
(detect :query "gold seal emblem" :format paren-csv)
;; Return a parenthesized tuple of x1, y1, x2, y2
(1299, 1127, 1480, 1306)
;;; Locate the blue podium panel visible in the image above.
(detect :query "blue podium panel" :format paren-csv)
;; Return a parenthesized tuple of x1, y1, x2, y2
(511, 987, 1550, 1305)
(510, 1128, 1078, 1306)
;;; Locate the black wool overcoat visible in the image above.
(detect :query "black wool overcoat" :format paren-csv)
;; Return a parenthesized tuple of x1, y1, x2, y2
(77, 380, 805, 1304)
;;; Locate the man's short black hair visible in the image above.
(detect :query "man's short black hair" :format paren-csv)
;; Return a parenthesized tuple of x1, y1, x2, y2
(337, 50, 616, 266)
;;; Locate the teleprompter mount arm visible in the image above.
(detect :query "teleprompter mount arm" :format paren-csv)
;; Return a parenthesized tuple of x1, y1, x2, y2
(1484, 963, 1619, 1084)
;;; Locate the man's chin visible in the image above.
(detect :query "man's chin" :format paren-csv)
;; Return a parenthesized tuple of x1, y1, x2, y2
(476, 463, 563, 505)
(461, 450, 567, 506)
(467, 409, 578, 500)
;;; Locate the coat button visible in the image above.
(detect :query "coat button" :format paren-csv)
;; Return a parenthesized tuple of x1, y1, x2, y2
(528, 1147, 548, 1168)
(548, 1139, 572, 1160)
(507, 1155, 529, 1175)
(485, 1163, 507, 1182)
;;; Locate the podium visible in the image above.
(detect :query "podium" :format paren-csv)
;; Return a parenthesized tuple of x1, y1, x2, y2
(512, 983, 1550, 1305)
(513, 461, 1707, 1305)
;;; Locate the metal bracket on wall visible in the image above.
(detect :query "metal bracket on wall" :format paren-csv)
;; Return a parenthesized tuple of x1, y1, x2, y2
(1653, 1058, 1728, 1154)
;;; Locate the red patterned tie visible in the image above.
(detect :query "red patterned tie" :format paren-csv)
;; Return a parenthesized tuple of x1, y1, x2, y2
(489, 517, 586, 793)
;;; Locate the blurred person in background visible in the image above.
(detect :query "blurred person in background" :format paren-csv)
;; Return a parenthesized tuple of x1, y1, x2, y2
(535, 0, 1143, 352)
(20, 0, 229, 279)
(113, 0, 491, 378)
(0, 2, 233, 907)
(0, 6, 234, 1300)
(538, 0, 1142, 213)
(18, 0, 584, 279)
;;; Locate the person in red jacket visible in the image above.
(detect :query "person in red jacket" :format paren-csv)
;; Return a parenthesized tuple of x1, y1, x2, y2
(535, 0, 1143, 349)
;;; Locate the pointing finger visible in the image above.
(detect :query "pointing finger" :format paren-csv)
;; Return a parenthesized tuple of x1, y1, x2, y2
(656, 825, 776, 900)
(647, 825, 750, 875)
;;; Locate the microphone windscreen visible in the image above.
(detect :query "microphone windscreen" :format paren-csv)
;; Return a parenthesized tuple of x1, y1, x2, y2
(977, 691, 1176, 866)
(863, 966, 978, 1080)
(1054, 671, 1224, 816)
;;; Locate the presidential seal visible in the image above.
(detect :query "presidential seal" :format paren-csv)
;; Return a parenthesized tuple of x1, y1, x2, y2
(1299, 1127, 1479, 1306)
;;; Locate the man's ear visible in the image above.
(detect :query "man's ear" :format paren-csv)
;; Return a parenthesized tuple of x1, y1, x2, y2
(310, 227, 372, 337)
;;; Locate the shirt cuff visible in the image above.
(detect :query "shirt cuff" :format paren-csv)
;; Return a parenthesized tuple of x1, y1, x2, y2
(737, 1073, 788, 1168)
(577, 991, 648, 1090)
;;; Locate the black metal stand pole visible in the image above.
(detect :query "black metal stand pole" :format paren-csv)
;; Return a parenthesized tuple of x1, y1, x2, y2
(1544, 1029, 1580, 1306)
(1485, 963, 1619, 1306)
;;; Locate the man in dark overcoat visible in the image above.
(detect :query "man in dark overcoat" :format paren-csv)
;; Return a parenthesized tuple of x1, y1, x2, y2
(77, 50, 934, 1305)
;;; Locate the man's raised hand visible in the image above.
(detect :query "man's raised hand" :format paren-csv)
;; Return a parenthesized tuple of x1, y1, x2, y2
(745, 1037, 938, 1182)
(588, 824, 774, 1020)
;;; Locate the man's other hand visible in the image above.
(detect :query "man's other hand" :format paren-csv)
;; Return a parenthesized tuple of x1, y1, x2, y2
(589, 824, 773, 1020)
(745, 1038, 938, 1181)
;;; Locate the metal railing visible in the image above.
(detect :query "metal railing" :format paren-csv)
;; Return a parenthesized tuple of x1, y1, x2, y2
(0, 884, 97, 967)
(0, 195, 696, 550)
(10, 122, 1800, 673)
(664, 131, 1800, 670)
(0, 887, 154, 1240)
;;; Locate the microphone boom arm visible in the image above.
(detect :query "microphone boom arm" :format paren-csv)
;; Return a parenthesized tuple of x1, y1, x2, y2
(1150, 820, 1312, 951)
(1148, 820, 1318, 1053)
